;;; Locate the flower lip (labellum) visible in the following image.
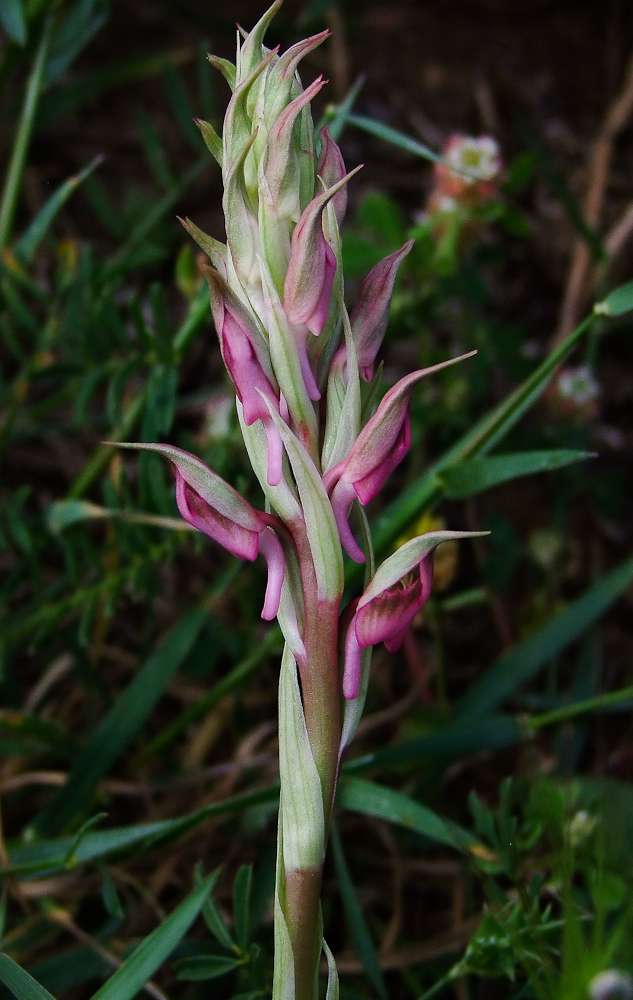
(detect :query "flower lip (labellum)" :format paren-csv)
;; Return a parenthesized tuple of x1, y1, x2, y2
(113, 443, 285, 620)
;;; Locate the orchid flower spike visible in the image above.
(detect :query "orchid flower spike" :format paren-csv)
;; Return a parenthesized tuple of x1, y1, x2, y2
(114, 443, 285, 621)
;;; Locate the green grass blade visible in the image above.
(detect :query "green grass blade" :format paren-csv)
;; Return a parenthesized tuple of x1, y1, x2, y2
(163, 62, 201, 150)
(437, 449, 594, 499)
(233, 866, 252, 952)
(0, 16, 53, 249)
(343, 715, 523, 774)
(318, 76, 364, 143)
(174, 955, 243, 980)
(371, 314, 594, 555)
(346, 113, 445, 167)
(456, 552, 633, 719)
(13, 156, 102, 263)
(0, 0, 27, 45)
(105, 158, 206, 277)
(0, 711, 80, 758)
(0, 954, 56, 1000)
(337, 777, 475, 851)
(33, 606, 209, 836)
(89, 872, 216, 1000)
(6, 786, 279, 877)
(135, 624, 281, 763)
(528, 685, 633, 731)
(330, 821, 388, 1000)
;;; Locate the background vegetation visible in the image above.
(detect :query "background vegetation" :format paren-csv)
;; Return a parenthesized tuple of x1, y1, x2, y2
(1, 2, 633, 999)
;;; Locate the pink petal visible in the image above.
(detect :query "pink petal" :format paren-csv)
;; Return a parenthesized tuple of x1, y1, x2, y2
(351, 416, 411, 505)
(330, 478, 366, 563)
(343, 615, 363, 700)
(258, 527, 285, 620)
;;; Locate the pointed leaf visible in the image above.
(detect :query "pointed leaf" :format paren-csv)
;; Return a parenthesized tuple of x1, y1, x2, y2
(0, 954, 56, 1000)
(195, 118, 222, 165)
(13, 157, 102, 263)
(90, 874, 216, 1000)
(337, 777, 475, 851)
(174, 955, 243, 980)
(457, 552, 633, 718)
(233, 865, 253, 952)
(330, 823, 388, 1000)
(437, 450, 594, 499)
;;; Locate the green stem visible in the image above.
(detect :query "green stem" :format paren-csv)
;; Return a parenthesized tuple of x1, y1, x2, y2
(528, 685, 633, 730)
(278, 526, 342, 998)
(0, 17, 53, 250)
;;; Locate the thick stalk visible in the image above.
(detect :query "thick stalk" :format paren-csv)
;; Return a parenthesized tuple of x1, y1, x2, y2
(284, 865, 323, 1000)
(294, 523, 341, 821)
(279, 524, 342, 998)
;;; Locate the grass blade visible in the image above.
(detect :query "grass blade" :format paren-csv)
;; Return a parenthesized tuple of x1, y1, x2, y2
(0, 16, 53, 249)
(456, 552, 633, 719)
(528, 685, 633, 731)
(437, 449, 594, 499)
(13, 157, 103, 263)
(0, 954, 56, 1000)
(343, 714, 523, 774)
(318, 76, 364, 143)
(89, 872, 216, 1000)
(33, 606, 209, 836)
(6, 785, 279, 878)
(0, 0, 27, 46)
(371, 314, 594, 555)
(330, 821, 388, 1000)
(346, 113, 445, 167)
(233, 865, 252, 952)
(337, 777, 475, 851)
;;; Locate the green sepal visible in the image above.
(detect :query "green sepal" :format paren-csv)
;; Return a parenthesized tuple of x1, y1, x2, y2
(195, 118, 222, 165)
(208, 53, 236, 90)
(360, 531, 488, 610)
(179, 217, 226, 271)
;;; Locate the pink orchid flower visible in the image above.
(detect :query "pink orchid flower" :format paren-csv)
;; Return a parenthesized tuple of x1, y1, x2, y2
(116, 443, 285, 621)
(325, 354, 475, 562)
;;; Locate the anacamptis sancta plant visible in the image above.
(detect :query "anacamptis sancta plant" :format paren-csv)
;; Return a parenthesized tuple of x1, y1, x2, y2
(118, 3, 482, 996)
